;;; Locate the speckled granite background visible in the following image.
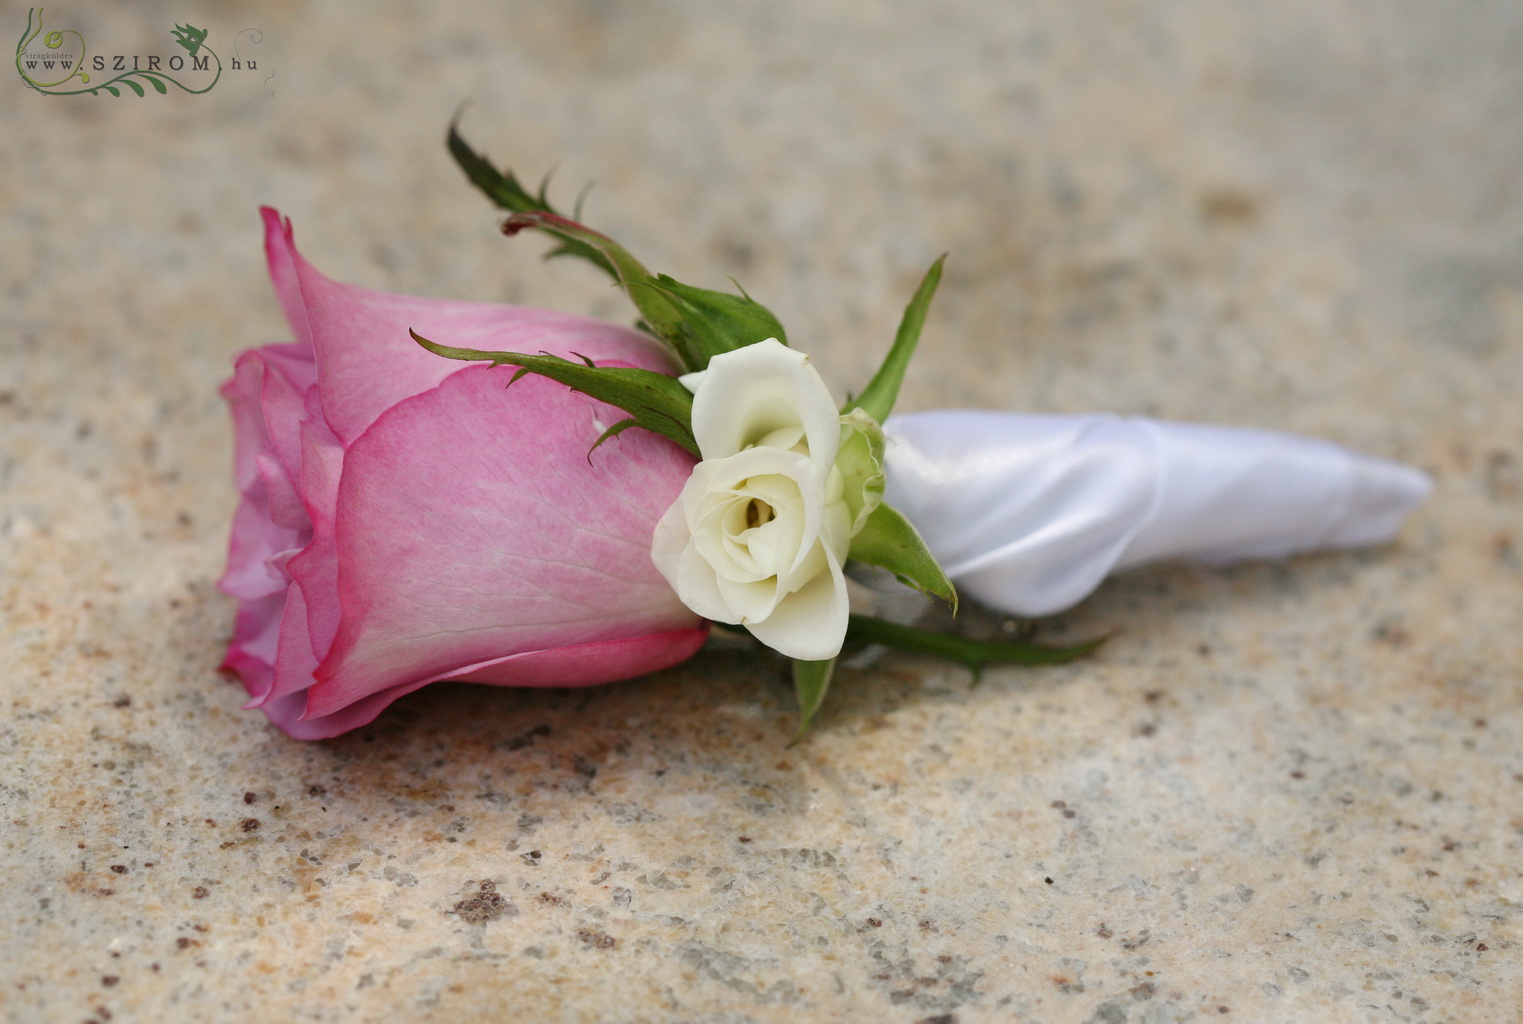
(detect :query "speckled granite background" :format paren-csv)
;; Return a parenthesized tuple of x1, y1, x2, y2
(3, 1, 1520, 1022)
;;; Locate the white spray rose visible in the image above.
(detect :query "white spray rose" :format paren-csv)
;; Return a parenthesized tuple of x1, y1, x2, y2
(651, 339, 859, 661)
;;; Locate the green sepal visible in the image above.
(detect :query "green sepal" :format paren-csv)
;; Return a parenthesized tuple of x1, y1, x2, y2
(641, 274, 789, 370)
(836, 409, 886, 536)
(446, 120, 617, 279)
(842, 254, 946, 423)
(790, 657, 837, 742)
(410, 331, 699, 457)
(845, 614, 1106, 681)
(847, 501, 957, 612)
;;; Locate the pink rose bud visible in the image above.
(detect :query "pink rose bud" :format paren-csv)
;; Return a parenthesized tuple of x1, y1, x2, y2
(217, 209, 707, 738)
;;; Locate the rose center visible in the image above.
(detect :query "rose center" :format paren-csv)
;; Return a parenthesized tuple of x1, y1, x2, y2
(744, 498, 775, 530)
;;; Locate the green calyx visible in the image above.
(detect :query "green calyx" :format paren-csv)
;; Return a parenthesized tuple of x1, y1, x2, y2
(835, 409, 885, 536)
(642, 274, 790, 371)
(834, 411, 952, 608)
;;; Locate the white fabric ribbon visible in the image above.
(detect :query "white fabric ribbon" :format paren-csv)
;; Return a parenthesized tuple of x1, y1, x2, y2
(880, 411, 1431, 618)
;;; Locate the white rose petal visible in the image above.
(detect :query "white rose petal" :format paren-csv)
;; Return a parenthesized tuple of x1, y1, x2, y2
(685, 338, 840, 470)
(744, 542, 848, 662)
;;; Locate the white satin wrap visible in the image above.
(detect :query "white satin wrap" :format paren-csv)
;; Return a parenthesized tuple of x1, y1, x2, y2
(880, 411, 1431, 618)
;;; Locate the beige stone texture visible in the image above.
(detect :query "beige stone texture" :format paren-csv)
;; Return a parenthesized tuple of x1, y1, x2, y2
(2, 2, 1519, 1021)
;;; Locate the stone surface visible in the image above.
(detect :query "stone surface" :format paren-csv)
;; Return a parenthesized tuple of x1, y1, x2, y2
(3, 1, 1520, 1021)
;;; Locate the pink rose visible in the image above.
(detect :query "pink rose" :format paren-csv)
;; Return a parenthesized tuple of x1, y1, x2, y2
(218, 209, 707, 739)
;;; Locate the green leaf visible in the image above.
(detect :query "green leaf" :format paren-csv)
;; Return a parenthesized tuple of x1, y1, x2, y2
(843, 254, 946, 422)
(446, 119, 551, 213)
(501, 211, 695, 369)
(847, 501, 956, 611)
(446, 124, 794, 375)
(845, 614, 1106, 679)
(411, 331, 699, 457)
(124, 78, 145, 97)
(147, 74, 168, 94)
(790, 657, 836, 742)
(104, 85, 119, 96)
(642, 274, 788, 370)
(446, 120, 616, 279)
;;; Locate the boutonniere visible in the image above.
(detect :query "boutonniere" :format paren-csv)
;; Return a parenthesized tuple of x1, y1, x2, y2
(217, 121, 1428, 740)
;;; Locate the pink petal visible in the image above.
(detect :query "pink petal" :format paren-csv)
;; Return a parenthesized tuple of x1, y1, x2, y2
(253, 691, 339, 741)
(448, 628, 710, 687)
(221, 591, 284, 704)
(218, 345, 314, 601)
(262, 208, 679, 446)
(251, 581, 323, 708)
(255, 453, 306, 534)
(260, 208, 312, 349)
(287, 423, 344, 659)
(261, 627, 708, 740)
(256, 341, 318, 486)
(307, 364, 700, 717)
(219, 484, 301, 601)
(220, 348, 272, 494)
